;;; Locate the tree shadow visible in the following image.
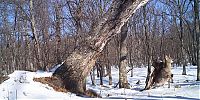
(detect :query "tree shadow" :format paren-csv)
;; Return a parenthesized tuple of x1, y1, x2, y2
(148, 95, 199, 100)
(131, 87, 144, 91)
(177, 81, 200, 87)
(104, 97, 158, 100)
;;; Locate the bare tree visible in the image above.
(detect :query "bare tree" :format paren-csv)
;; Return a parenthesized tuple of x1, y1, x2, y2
(177, 0, 187, 75)
(53, 0, 149, 94)
(29, 0, 43, 70)
(143, 4, 152, 90)
(118, 22, 130, 88)
(193, 0, 200, 81)
(40, 0, 50, 71)
(55, 1, 62, 64)
(105, 45, 112, 85)
(90, 66, 96, 85)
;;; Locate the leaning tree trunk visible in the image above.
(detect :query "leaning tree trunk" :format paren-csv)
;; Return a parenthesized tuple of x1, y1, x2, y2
(118, 22, 130, 89)
(53, 0, 149, 94)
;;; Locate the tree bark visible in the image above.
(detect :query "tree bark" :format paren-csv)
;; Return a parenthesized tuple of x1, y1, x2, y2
(105, 45, 112, 85)
(108, 65, 112, 85)
(118, 22, 130, 89)
(99, 63, 103, 85)
(128, 35, 134, 77)
(90, 66, 96, 85)
(95, 61, 104, 85)
(29, 0, 43, 70)
(41, 1, 50, 71)
(24, 21, 31, 70)
(67, 0, 84, 49)
(55, 2, 62, 64)
(176, 0, 187, 75)
(143, 5, 152, 90)
(53, 0, 149, 94)
(194, 0, 200, 81)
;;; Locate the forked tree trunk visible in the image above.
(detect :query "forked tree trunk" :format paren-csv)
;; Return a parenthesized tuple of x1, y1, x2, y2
(53, 0, 149, 94)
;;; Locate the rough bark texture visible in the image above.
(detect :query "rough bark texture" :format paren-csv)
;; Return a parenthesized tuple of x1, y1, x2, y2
(30, 0, 42, 70)
(105, 46, 112, 85)
(118, 22, 130, 89)
(108, 66, 112, 85)
(129, 48, 134, 77)
(194, 0, 200, 81)
(53, 0, 149, 94)
(176, 0, 187, 75)
(143, 5, 152, 90)
(55, 2, 62, 64)
(96, 61, 103, 85)
(90, 67, 96, 85)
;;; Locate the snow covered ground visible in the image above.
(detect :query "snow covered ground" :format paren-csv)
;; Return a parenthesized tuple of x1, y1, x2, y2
(0, 65, 199, 100)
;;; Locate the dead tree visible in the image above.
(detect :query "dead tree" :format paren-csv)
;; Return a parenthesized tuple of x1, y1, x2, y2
(53, 0, 149, 94)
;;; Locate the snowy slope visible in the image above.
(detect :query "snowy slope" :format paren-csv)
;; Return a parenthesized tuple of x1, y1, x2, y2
(0, 65, 199, 100)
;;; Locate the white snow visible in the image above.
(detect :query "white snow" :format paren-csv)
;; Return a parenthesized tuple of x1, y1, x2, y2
(49, 62, 64, 72)
(0, 65, 199, 100)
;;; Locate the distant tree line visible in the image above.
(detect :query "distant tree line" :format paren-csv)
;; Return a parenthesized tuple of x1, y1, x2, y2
(0, 0, 199, 81)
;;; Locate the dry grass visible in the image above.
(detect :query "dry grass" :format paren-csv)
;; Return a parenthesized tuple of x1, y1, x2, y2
(33, 77, 67, 93)
(0, 76, 9, 84)
(33, 76, 101, 98)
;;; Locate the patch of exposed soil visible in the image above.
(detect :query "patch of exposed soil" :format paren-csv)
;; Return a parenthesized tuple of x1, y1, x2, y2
(33, 76, 67, 93)
(0, 76, 9, 84)
(33, 76, 101, 98)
